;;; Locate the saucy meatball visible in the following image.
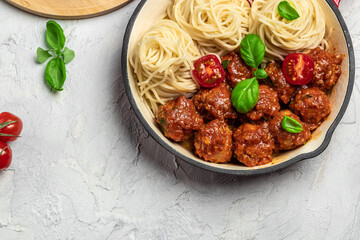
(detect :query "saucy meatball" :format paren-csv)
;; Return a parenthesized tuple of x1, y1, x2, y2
(269, 110, 311, 151)
(192, 83, 238, 121)
(194, 119, 233, 163)
(156, 96, 204, 142)
(265, 62, 296, 104)
(307, 47, 344, 91)
(246, 85, 280, 121)
(233, 123, 275, 167)
(290, 88, 331, 130)
(221, 51, 254, 88)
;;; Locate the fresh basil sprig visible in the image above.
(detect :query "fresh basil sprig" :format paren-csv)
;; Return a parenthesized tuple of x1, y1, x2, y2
(240, 34, 268, 79)
(254, 69, 268, 79)
(278, 1, 300, 21)
(45, 57, 66, 91)
(37, 20, 75, 91)
(240, 34, 265, 69)
(282, 116, 303, 133)
(231, 34, 268, 114)
(231, 77, 259, 114)
(46, 21, 66, 50)
(62, 47, 75, 64)
(222, 60, 230, 70)
(37, 48, 53, 64)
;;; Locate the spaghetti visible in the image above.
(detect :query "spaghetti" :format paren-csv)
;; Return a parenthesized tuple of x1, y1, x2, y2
(167, 0, 251, 55)
(129, 19, 201, 115)
(249, 0, 326, 60)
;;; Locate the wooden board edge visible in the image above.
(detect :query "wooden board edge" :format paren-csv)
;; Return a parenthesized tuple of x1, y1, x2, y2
(4, 0, 135, 20)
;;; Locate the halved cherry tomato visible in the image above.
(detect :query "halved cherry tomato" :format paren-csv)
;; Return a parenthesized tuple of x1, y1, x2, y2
(282, 53, 314, 85)
(192, 54, 225, 88)
(0, 112, 23, 142)
(0, 141, 12, 170)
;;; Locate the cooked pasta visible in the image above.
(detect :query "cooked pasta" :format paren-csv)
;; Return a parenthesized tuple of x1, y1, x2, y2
(249, 0, 326, 60)
(129, 19, 201, 115)
(167, 0, 251, 55)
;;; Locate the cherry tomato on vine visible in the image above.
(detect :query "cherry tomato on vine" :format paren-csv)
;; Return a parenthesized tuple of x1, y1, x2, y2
(0, 141, 12, 170)
(282, 53, 314, 85)
(192, 54, 225, 88)
(0, 112, 23, 142)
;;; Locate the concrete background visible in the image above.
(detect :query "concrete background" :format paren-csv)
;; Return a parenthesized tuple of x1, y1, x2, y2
(0, 0, 359, 239)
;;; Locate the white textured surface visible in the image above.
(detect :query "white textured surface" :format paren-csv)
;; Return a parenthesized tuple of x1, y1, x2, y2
(0, 0, 359, 239)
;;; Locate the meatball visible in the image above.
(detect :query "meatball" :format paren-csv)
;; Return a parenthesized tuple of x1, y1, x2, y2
(246, 85, 280, 121)
(156, 96, 204, 142)
(192, 83, 238, 121)
(290, 88, 331, 130)
(221, 51, 254, 88)
(194, 119, 233, 163)
(233, 123, 275, 167)
(307, 47, 344, 91)
(268, 110, 311, 151)
(237, 114, 268, 127)
(265, 62, 297, 104)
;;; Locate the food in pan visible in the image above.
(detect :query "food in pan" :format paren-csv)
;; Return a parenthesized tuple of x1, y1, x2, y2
(129, 0, 345, 167)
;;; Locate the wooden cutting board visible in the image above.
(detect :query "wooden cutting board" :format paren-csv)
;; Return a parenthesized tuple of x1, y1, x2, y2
(5, 0, 134, 19)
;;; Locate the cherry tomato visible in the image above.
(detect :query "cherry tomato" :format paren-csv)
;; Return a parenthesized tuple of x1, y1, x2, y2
(0, 112, 23, 142)
(0, 141, 12, 170)
(192, 54, 225, 88)
(282, 53, 314, 85)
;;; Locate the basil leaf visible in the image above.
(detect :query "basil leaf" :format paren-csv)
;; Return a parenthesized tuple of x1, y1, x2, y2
(37, 47, 52, 63)
(38, 21, 73, 91)
(231, 77, 259, 113)
(46, 20, 65, 50)
(62, 47, 75, 64)
(45, 57, 66, 91)
(222, 60, 230, 69)
(254, 69, 268, 79)
(240, 34, 265, 69)
(282, 116, 303, 133)
(160, 118, 166, 126)
(278, 1, 300, 21)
